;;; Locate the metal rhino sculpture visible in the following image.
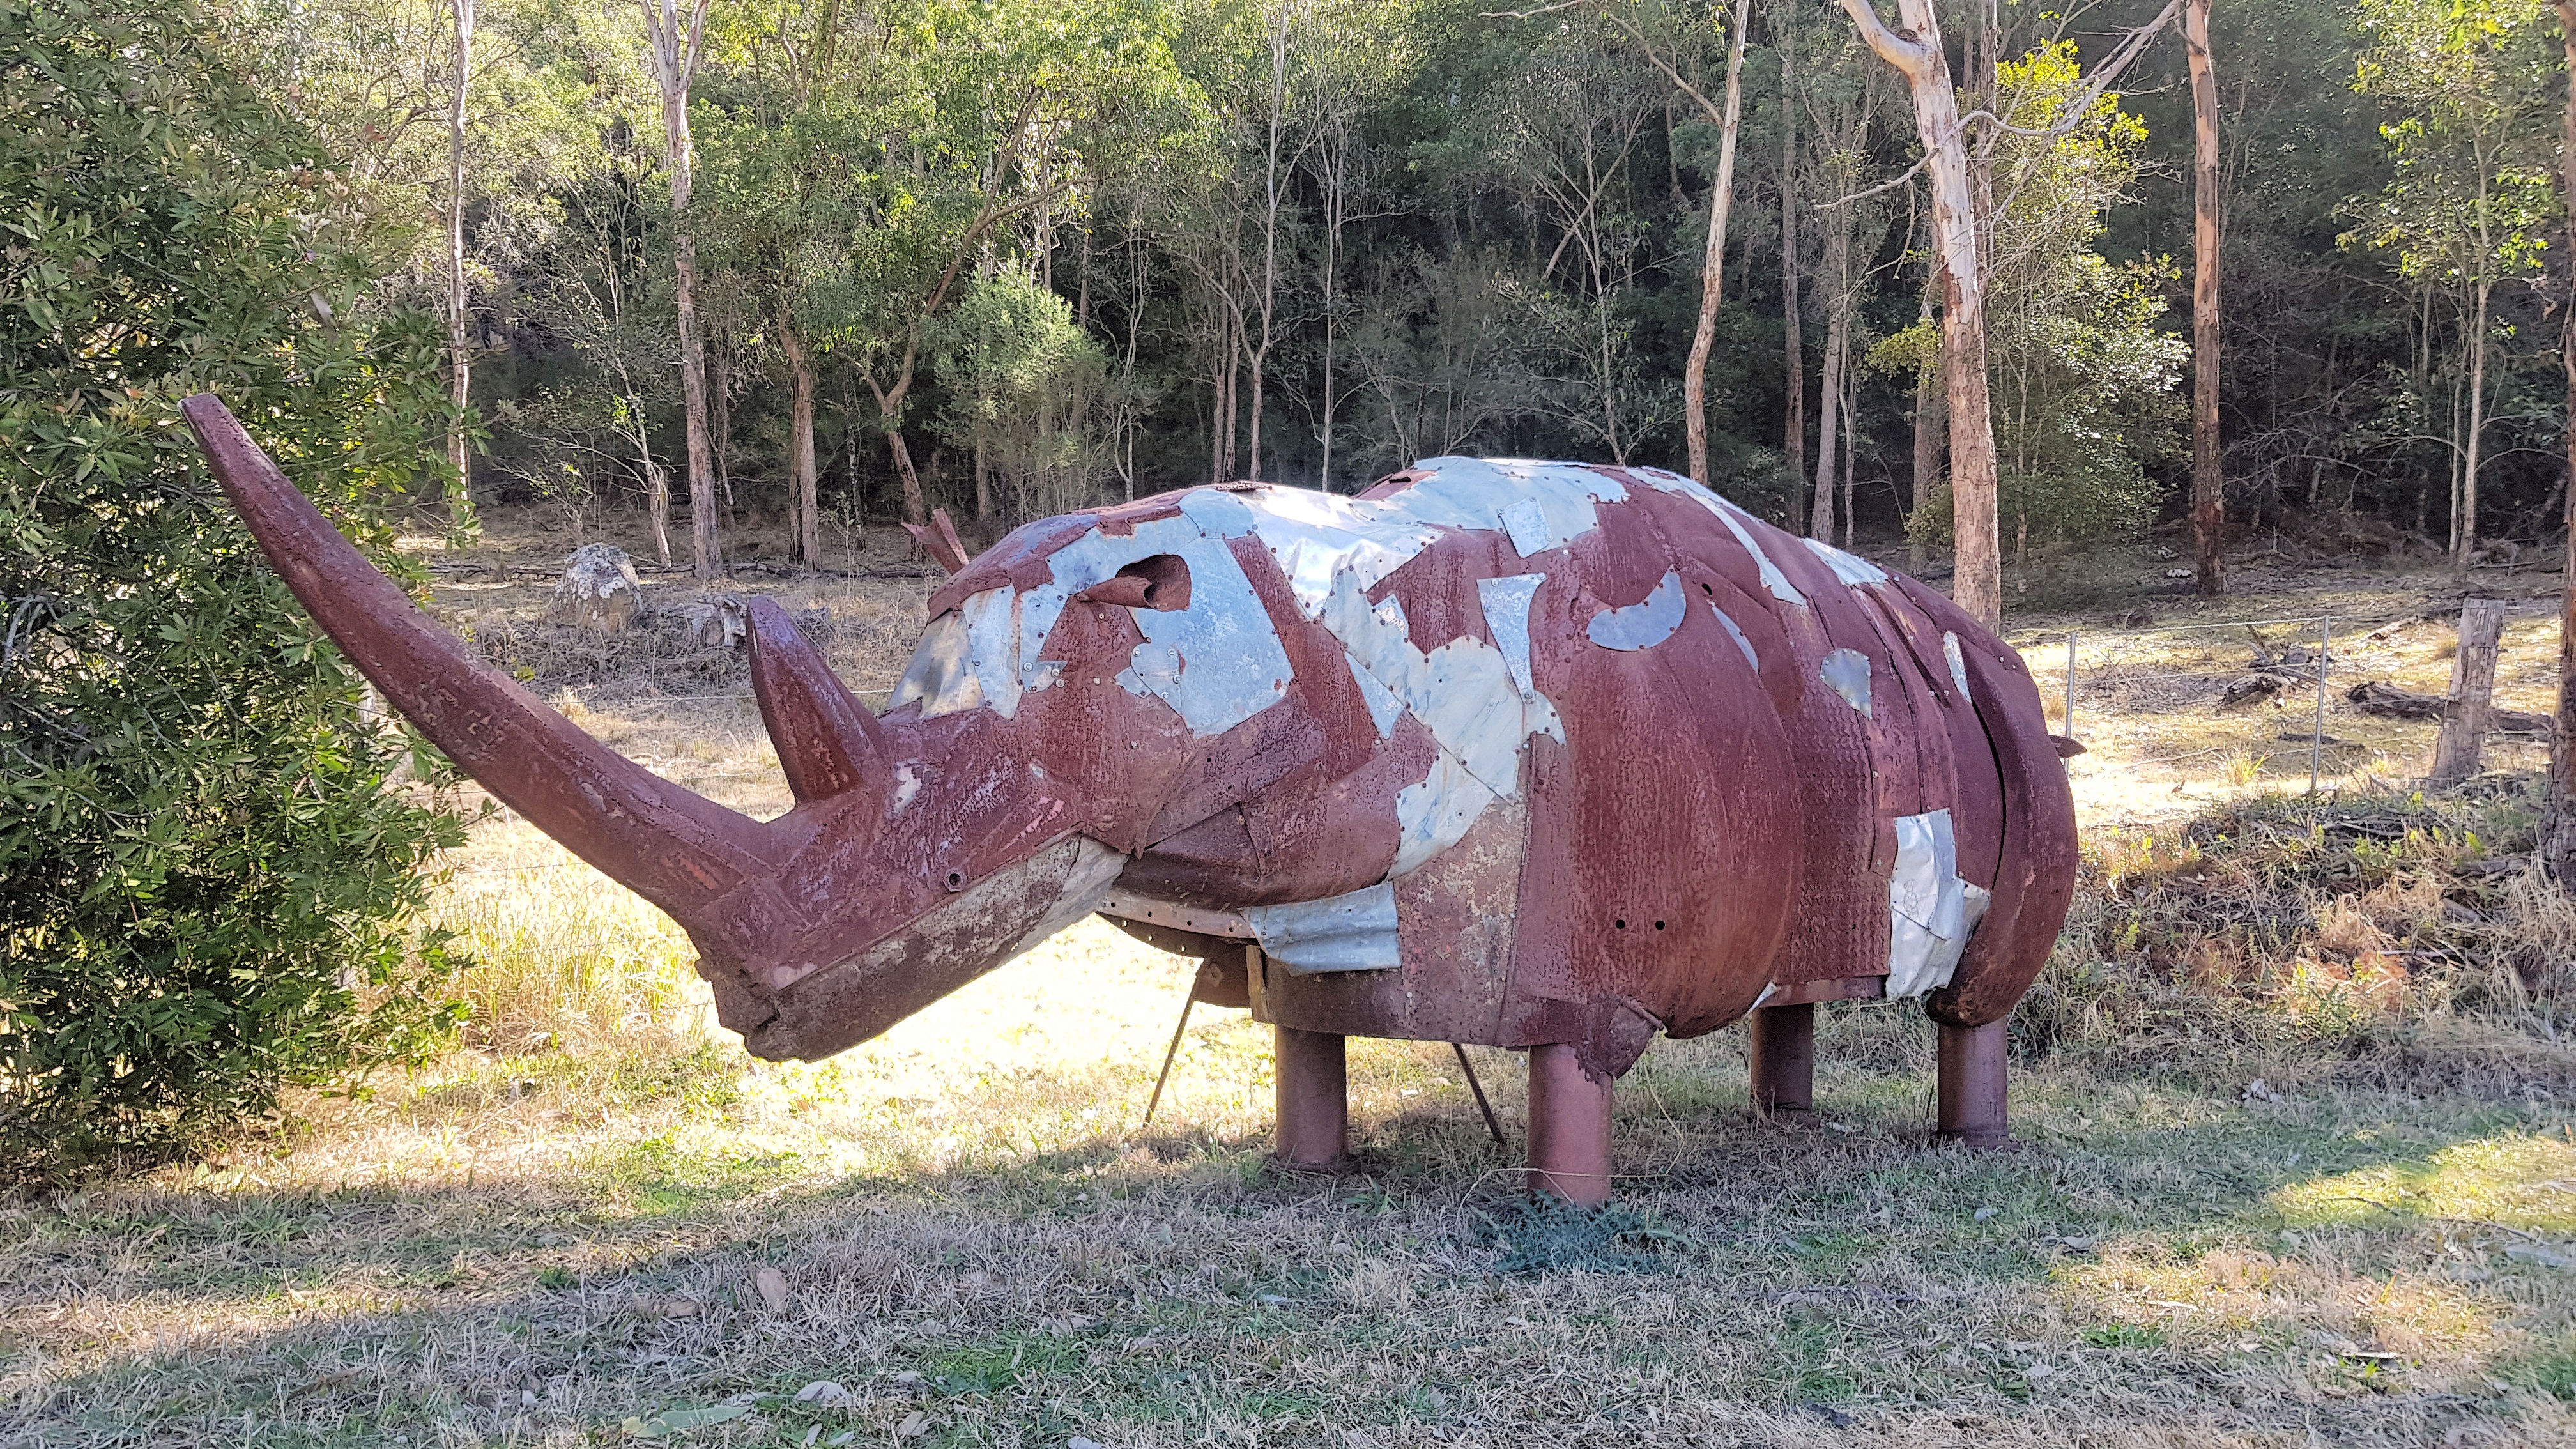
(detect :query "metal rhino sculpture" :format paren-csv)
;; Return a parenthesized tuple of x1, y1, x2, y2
(184, 394, 2077, 1204)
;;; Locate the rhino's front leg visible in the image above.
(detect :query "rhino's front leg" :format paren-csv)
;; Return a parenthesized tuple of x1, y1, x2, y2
(1272, 1023, 1348, 1167)
(1525, 1043, 1613, 1206)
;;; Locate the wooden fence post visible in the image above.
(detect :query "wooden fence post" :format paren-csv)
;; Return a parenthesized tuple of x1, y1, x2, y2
(2430, 599, 2506, 783)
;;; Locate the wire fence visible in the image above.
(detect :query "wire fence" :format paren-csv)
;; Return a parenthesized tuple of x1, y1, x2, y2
(2024, 603, 2558, 806)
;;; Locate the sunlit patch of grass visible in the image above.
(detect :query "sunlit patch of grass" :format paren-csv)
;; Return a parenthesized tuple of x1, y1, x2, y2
(2272, 1131, 2576, 1233)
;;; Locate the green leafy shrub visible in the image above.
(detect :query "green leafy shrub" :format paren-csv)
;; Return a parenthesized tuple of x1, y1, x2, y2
(0, 0, 468, 1178)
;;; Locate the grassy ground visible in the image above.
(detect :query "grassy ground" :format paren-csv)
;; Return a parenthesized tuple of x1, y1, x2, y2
(6, 518, 2576, 1446)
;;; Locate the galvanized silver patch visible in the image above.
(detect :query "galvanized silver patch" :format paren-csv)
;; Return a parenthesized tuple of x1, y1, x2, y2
(1402, 457, 1629, 553)
(1231, 486, 1441, 620)
(891, 610, 983, 717)
(1393, 746, 1499, 876)
(1821, 648, 1872, 717)
(1006, 503, 1296, 737)
(1882, 808, 1989, 1000)
(1476, 572, 1547, 694)
(1346, 653, 1404, 738)
(1239, 882, 1402, 974)
(1710, 603, 1760, 673)
(1177, 487, 1257, 537)
(1499, 496, 1552, 557)
(1584, 569, 1687, 652)
(1322, 566, 1561, 802)
(1801, 536, 1890, 586)
(1943, 631, 1971, 698)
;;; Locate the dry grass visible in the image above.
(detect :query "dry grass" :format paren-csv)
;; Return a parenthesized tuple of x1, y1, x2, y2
(6, 520, 2576, 1446)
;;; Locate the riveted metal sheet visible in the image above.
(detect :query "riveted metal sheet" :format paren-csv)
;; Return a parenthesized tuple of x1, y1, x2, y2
(1708, 603, 1761, 671)
(1583, 570, 1687, 651)
(1800, 536, 1891, 586)
(1820, 648, 1873, 716)
(1393, 745, 1498, 876)
(1883, 809, 1982, 1000)
(1476, 572, 1547, 694)
(1240, 882, 1401, 974)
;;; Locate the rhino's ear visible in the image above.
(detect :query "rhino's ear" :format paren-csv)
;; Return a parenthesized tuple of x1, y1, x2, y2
(1076, 554, 1191, 612)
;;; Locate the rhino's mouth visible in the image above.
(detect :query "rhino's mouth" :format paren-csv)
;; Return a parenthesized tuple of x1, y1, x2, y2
(733, 835, 1126, 1061)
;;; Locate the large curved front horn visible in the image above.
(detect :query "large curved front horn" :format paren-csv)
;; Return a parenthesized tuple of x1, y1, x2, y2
(183, 394, 779, 916)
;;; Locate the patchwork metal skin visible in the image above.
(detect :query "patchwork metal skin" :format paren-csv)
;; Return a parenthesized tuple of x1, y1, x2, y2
(183, 395, 2076, 1109)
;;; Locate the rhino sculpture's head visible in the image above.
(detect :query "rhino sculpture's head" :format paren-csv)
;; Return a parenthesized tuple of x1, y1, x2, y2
(185, 396, 1378, 1060)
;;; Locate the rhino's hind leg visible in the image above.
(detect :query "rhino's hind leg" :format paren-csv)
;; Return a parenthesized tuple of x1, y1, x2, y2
(1936, 1020, 2010, 1146)
(1747, 1004, 1817, 1120)
(1526, 1044, 1613, 1206)
(1273, 1025, 1348, 1166)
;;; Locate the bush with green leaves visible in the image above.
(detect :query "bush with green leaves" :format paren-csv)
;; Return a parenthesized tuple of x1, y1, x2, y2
(0, 0, 469, 1177)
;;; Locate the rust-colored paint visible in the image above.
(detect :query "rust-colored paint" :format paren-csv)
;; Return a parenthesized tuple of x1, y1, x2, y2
(190, 392, 2076, 1185)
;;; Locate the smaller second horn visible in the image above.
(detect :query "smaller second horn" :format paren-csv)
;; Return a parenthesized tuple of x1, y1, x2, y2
(746, 596, 885, 802)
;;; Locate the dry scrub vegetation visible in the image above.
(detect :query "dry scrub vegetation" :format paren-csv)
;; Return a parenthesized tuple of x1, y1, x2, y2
(6, 526, 2576, 1447)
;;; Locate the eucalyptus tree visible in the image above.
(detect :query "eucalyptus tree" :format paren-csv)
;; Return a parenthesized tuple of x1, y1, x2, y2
(1834, 0, 2000, 624)
(826, 0, 1210, 526)
(638, 0, 726, 578)
(234, 0, 625, 519)
(2186, 0, 2223, 594)
(2350, 0, 2557, 574)
(1296, 0, 1418, 490)
(2547, 0, 2576, 885)
(1481, 19, 1666, 461)
(699, 0, 894, 564)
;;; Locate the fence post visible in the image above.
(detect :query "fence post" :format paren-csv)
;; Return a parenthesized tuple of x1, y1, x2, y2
(2311, 619, 2329, 795)
(2429, 599, 2506, 784)
(2065, 631, 2077, 735)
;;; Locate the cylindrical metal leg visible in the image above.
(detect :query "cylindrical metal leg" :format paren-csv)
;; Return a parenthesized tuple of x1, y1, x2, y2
(1525, 1043, 1613, 1206)
(1748, 1003, 1816, 1117)
(1935, 1018, 2009, 1147)
(1273, 1024, 1346, 1166)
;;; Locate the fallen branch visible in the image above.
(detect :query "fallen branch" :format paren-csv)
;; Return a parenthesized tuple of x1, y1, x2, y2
(2344, 679, 2552, 735)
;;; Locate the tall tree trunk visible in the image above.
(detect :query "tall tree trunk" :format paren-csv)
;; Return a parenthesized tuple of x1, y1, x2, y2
(2188, 0, 2224, 597)
(1315, 122, 1351, 492)
(779, 318, 820, 569)
(1779, 17, 1806, 532)
(1841, 354, 1860, 546)
(1812, 287, 1846, 542)
(1838, 0, 2003, 629)
(642, 0, 721, 580)
(1249, 0, 1292, 481)
(1910, 286, 1940, 523)
(2460, 278, 2490, 578)
(446, 0, 476, 528)
(2546, 0, 2576, 881)
(1683, 0, 1752, 486)
(1214, 303, 1240, 482)
(714, 343, 732, 508)
(887, 415, 925, 527)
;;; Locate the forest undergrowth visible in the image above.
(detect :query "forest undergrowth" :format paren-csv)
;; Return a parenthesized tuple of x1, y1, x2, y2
(4, 526, 2576, 1447)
